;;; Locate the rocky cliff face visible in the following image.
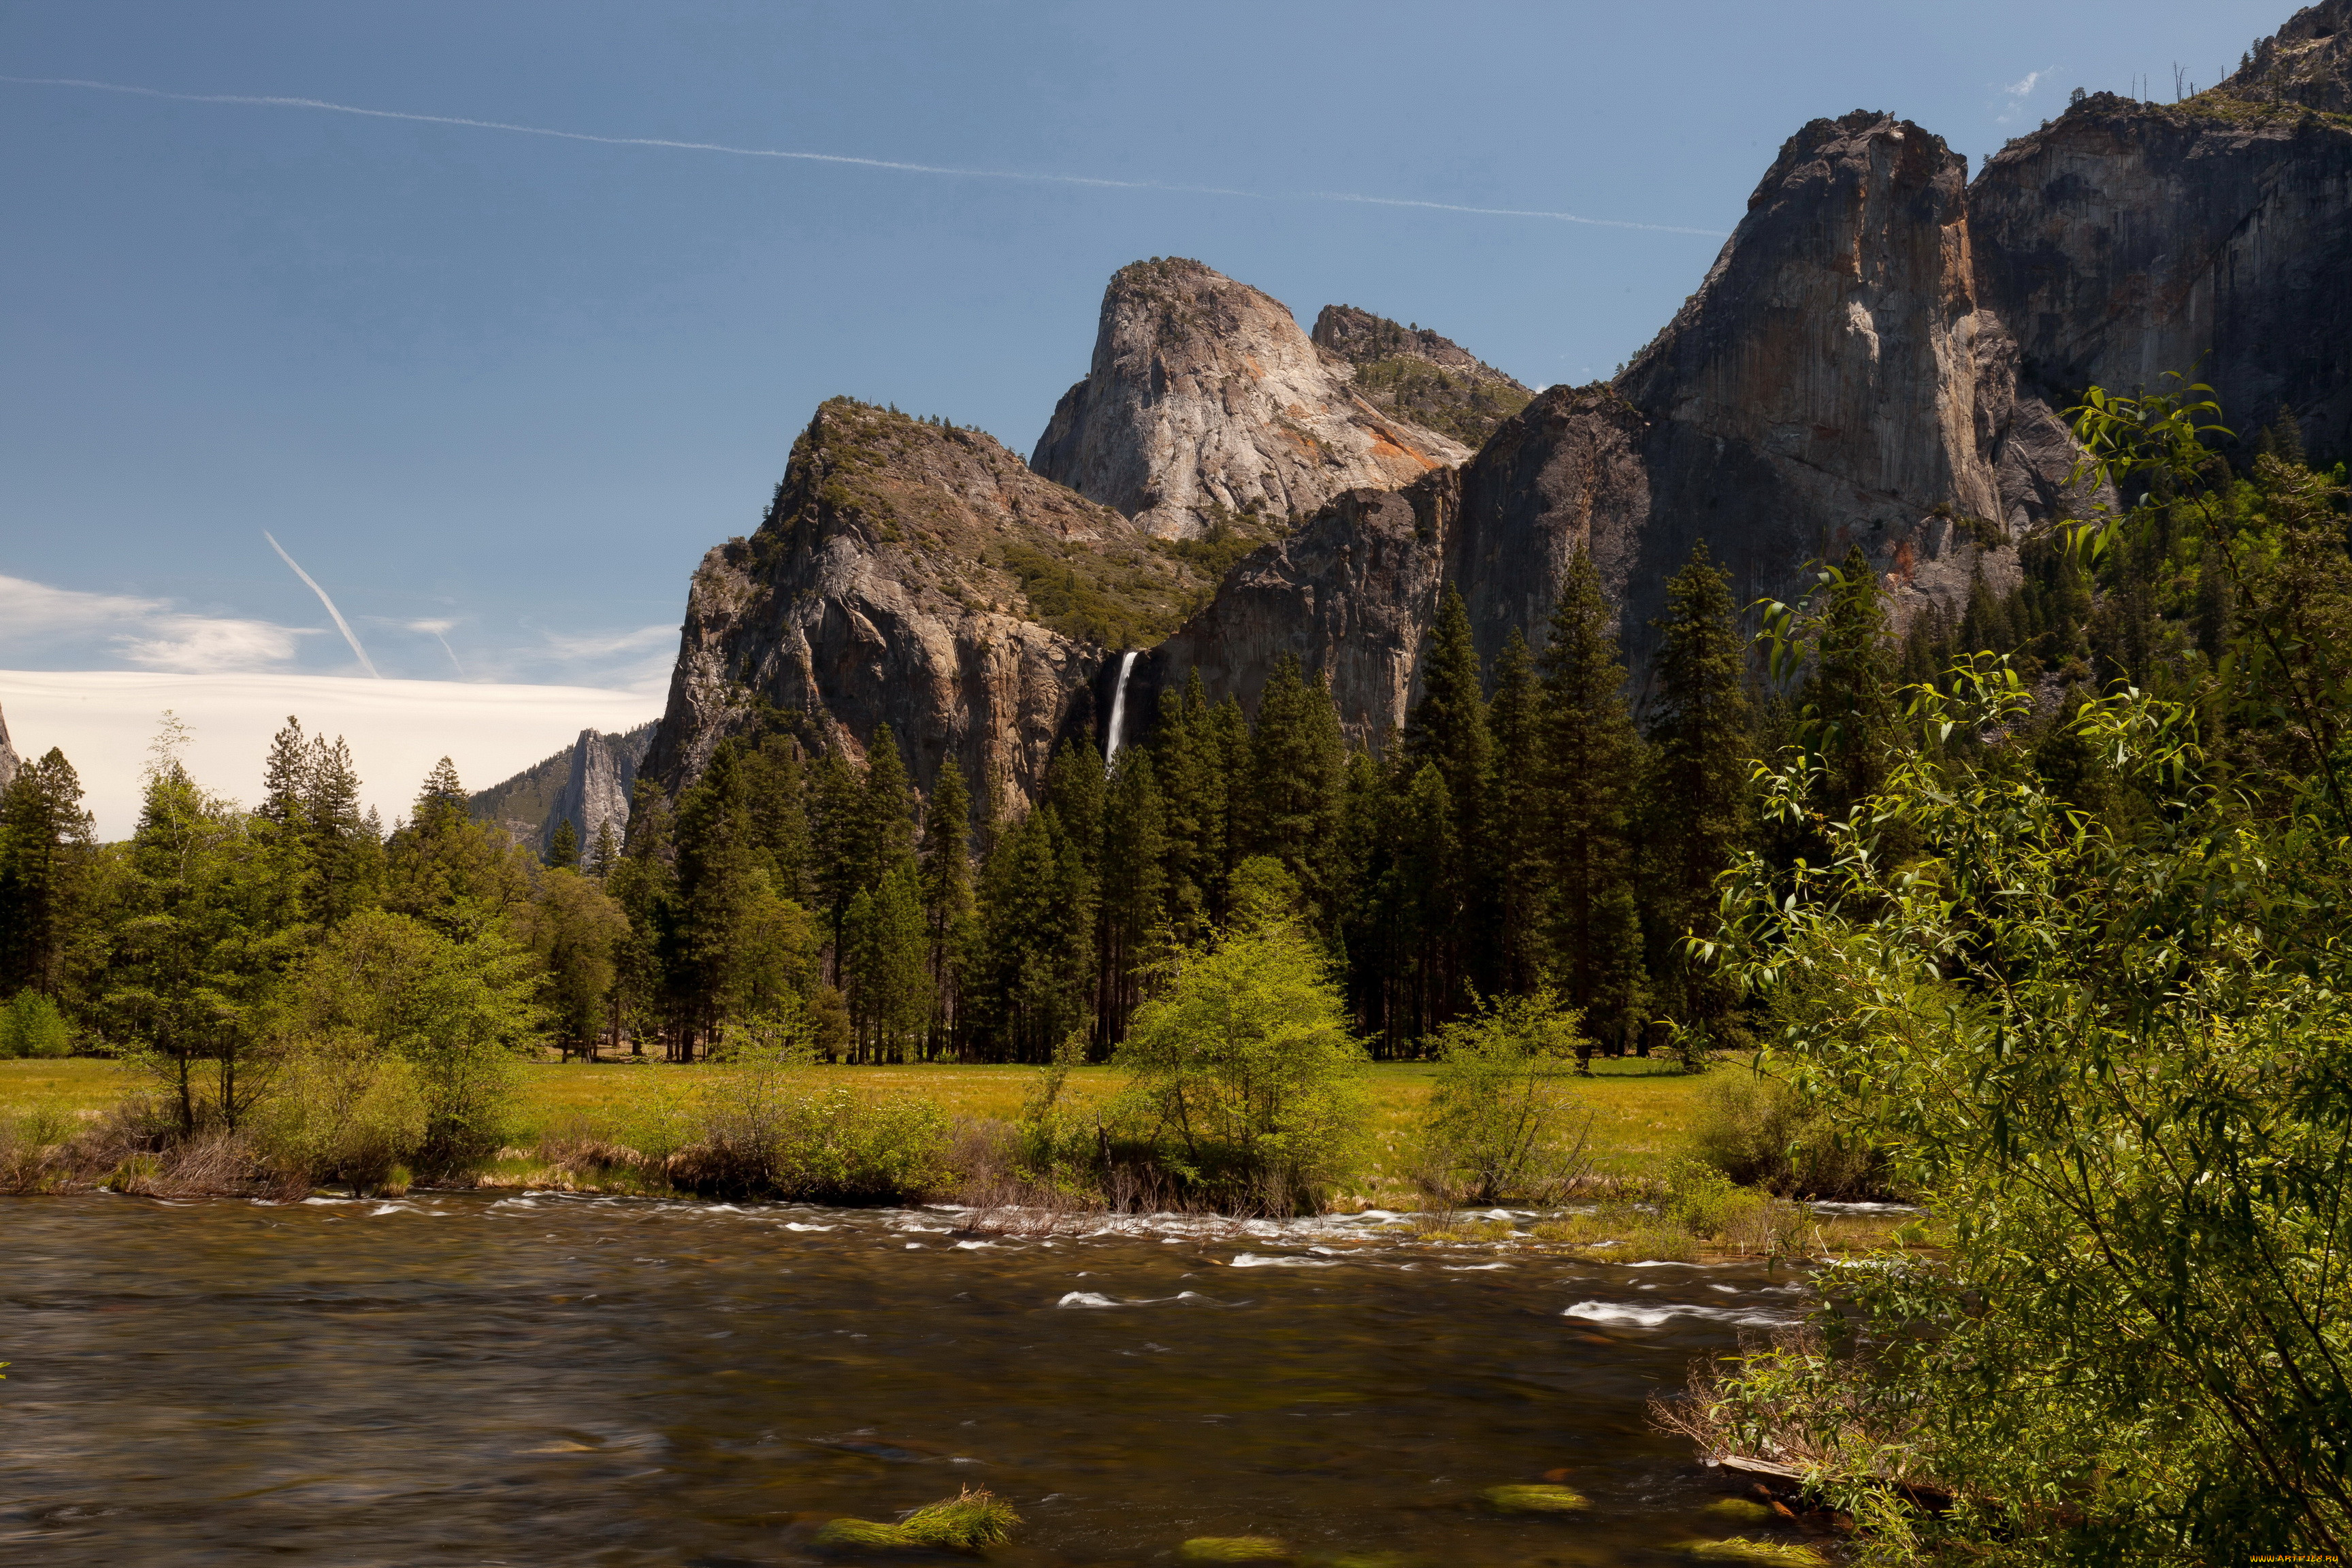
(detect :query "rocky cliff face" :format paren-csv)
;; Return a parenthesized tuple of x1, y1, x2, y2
(1030, 259, 1471, 541)
(547, 729, 640, 855)
(642, 2, 2352, 805)
(468, 723, 653, 855)
(642, 398, 1220, 811)
(0, 702, 20, 793)
(1970, 66, 2352, 459)
(1309, 304, 1533, 447)
(1141, 473, 1457, 745)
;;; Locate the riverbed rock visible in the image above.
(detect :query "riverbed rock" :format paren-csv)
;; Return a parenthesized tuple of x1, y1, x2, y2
(1031, 259, 1471, 541)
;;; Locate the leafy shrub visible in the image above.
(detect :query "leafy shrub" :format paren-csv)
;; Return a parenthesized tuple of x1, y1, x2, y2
(1109, 916, 1367, 1215)
(1414, 989, 1592, 1205)
(1691, 1071, 1890, 1199)
(248, 1041, 427, 1196)
(0, 991, 72, 1058)
(284, 912, 540, 1177)
(674, 1025, 950, 1200)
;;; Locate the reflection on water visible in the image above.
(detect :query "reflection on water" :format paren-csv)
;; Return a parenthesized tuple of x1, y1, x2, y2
(0, 1194, 1825, 1565)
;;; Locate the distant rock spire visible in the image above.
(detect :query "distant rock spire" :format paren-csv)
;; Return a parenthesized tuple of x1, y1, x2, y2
(0, 700, 20, 792)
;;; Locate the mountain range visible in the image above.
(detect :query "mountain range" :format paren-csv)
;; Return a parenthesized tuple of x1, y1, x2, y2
(485, 0, 2352, 828)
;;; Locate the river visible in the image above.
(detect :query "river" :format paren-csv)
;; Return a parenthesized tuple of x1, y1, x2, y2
(0, 1193, 1819, 1565)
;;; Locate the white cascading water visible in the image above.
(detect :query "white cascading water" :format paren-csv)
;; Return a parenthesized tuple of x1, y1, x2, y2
(1102, 649, 1141, 771)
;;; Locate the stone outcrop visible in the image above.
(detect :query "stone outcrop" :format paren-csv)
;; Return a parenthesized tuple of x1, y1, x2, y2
(0, 702, 19, 793)
(1309, 305, 1533, 446)
(468, 723, 653, 857)
(640, 1, 2352, 801)
(1030, 259, 1471, 540)
(1140, 473, 1458, 745)
(1970, 54, 2352, 460)
(546, 729, 638, 855)
(641, 398, 1220, 811)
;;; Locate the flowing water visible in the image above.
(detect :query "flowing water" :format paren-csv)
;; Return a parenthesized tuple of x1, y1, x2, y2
(0, 1194, 1826, 1565)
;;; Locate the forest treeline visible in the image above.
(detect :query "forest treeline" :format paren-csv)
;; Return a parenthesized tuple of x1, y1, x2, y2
(0, 408, 2337, 1083)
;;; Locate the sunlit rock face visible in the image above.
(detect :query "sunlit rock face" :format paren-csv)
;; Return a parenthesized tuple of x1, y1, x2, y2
(641, 2, 2352, 802)
(1971, 84, 2352, 463)
(0, 702, 20, 792)
(640, 398, 1209, 812)
(1031, 258, 1471, 542)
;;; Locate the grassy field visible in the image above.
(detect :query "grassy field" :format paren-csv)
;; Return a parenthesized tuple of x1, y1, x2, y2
(0, 1052, 1722, 1198)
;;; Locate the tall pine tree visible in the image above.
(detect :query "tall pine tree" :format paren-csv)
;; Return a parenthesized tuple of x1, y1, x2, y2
(1535, 549, 1647, 1051)
(1643, 540, 1752, 1037)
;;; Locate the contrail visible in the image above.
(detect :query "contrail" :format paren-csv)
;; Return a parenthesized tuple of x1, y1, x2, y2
(409, 619, 468, 678)
(263, 532, 380, 678)
(1, 74, 1728, 238)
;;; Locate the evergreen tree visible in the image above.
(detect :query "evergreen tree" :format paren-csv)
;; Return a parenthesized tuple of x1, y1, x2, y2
(919, 757, 975, 1054)
(546, 818, 581, 870)
(1642, 540, 1753, 1035)
(1485, 629, 1541, 995)
(669, 742, 760, 1054)
(1240, 655, 1346, 927)
(847, 860, 929, 1062)
(808, 748, 867, 961)
(968, 802, 1095, 1061)
(740, 732, 813, 904)
(1402, 584, 1494, 1013)
(301, 733, 379, 926)
(1096, 750, 1168, 1046)
(384, 758, 532, 943)
(1152, 676, 1230, 941)
(1533, 549, 1647, 1051)
(0, 748, 96, 1004)
(587, 819, 620, 880)
(1804, 545, 1897, 825)
(605, 778, 676, 1055)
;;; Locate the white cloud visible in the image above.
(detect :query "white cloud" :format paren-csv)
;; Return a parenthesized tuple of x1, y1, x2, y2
(529, 623, 679, 693)
(0, 573, 311, 673)
(1995, 68, 2055, 125)
(0, 668, 659, 839)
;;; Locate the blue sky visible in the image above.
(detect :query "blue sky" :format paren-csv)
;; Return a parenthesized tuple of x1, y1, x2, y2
(0, 0, 2289, 703)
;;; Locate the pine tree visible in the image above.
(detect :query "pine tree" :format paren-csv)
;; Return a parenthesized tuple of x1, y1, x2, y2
(670, 742, 760, 1054)
(384, 758, 532, 942)
(1240, 655, 1345, 926)
(587, 819, 620, 880)
(741, 733, 812, 904)
(1485, 628, 1541, 994)
(847, 860, 929, 1062)
(0, 749, 95, 1003)
(1806, 544, 1897, 824)
(808, 749, 866, 962)
(253, 715, 314, 932)
(1403, 584, 1494, 1013)
(862, 724, 920, 883)
(1096, 750, 1168, 1046)
(605, 778, 675, 1055)
(1152, 676, 1229, 941)
(302, 733, 379, 926)
(1643, 540, 1753, 1036)
(919, 757, 975, 1055)
(1534, 549, 1647, 1051)
(546, 818, 581, 870)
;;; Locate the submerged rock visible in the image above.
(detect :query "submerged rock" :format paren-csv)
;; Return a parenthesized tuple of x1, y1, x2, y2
(1678, 1538, 1829, 1565)
(1177, 1536, 1291, 1563)
(1479, 1482, 1591, 1513)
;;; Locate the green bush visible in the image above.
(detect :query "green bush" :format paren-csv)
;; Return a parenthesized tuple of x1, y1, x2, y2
(1415, 988, 1592, 1205)
(677, 1026, 950, 1200)
(0, 991, 72, 1058)
(1109, 915, 1367, 1215)
(1690, 1071, 1891, 1200)
(248, 1040, 427, 1196)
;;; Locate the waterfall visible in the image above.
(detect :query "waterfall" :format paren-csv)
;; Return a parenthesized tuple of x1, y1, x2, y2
(1102, 649, 1140, 772)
